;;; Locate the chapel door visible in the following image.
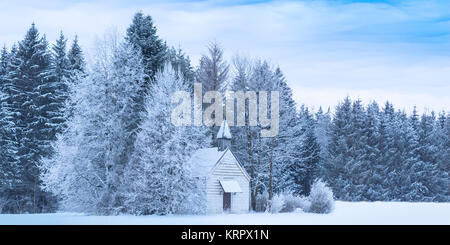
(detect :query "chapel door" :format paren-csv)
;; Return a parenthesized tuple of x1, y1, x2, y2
(223, 192, 231, 211)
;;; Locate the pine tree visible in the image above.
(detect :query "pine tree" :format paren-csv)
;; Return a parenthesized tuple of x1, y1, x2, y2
(5, 24, 57, 213)
(0, 88, 20, 213)
(270, 67, 302, 196)
(166, 46, 195, 87)
(363, 101, 382, 200)
(344, 99, 367, 200)
(49, 31, 70, 134)
(67, 35, 86, 75)
(126, 11, 167, 80)
(0, 46, 8, 79)
(0, 46, 21, 212)
(64, 36, 86, 120)
(434, 112, 449, 197)
(326, 97, 353, 199)
(314, 106, 331, 179)
(408, 111, 447, 201)
(296, 108, 320, 196)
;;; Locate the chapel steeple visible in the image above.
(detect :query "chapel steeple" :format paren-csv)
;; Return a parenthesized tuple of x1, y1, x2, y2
(217, 120, 232, 151)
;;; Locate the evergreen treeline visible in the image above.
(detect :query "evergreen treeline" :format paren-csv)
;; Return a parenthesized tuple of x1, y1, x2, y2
(227, 60, 449, 206)
(0, 12, 448, 214)
(324, 99, 449, 201)
(0, 24, 85, 213)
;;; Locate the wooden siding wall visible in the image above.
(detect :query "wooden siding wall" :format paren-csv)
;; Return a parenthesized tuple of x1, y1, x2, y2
(206, 151, 250, 214)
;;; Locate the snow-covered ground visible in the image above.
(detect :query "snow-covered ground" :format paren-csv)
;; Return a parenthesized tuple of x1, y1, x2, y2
(1, 201, 449, 225)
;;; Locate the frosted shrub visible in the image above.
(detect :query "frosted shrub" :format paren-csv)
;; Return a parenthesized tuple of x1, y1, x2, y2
(269, 194, 285, 213)
(281, 193, 310, 213)
(308, 179, 334, 214)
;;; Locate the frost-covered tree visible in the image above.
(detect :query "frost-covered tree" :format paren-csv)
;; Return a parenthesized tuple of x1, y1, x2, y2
(270, 67, 302, 196)
(196, 41, 230, 143)
(196, 41, 229, 92)
(41, 70, 108, 213)
(229, 58, 302, 209)
(42, 39, 147, 214)
(122, 65, 210, 215)
(229, 55, 258, 209)
(246, 60, 279, 207)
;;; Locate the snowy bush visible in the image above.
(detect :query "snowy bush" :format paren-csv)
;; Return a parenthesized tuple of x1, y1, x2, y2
(308, 179, 334, 214)
(255, 192, 315, 213)
(268, 194, 285, 213)
(281, 193, 310, 213)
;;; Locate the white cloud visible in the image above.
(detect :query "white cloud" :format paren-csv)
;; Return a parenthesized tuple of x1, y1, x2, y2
(292, 86, 450, 115)
(0, 0, 448, 114)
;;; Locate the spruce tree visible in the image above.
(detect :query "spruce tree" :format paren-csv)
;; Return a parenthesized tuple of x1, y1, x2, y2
(315, 106, 331, 179)
(50, 31, 70, 134)
(326, 97, 353, 199)
(126, 11, 167, 80)
(297, 109, 320, 196)
(363, 102, 382, 200)
(0, 88, 20, 213)
(0, 46, 8, 79)
(271, 67, 302, 196)
(166, 46, 195, 87)
(67, 35, 86, 75)
(2, 24, 58, 212)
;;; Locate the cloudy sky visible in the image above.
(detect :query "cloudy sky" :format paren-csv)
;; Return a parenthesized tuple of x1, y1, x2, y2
(0, 0, 449, 114)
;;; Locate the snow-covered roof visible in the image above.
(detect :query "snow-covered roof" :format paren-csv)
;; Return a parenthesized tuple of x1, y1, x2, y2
(189, 147, 226, 177)
(219, 180, 242, 193)
(217, 120, 232, 139)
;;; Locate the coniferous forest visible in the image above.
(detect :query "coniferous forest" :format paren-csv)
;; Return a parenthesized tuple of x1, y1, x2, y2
(0, 12, 448, 214)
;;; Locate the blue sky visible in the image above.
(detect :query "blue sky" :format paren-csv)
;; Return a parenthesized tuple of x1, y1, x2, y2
(0, 0, 449, 113)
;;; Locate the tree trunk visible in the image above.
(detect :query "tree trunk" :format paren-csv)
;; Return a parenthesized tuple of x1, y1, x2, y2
(246, 125, 256, 211)
(269, 137, 274, 201)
